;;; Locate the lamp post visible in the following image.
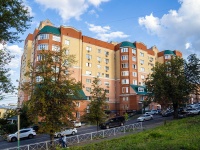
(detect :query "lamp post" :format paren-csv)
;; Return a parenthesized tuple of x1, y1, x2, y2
(17, 99, 21, 149)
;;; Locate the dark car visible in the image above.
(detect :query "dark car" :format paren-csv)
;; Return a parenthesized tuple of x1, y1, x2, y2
(162, 110, 173, 117)
(99, 116, 125, 129)
(30, 125, 39, 132)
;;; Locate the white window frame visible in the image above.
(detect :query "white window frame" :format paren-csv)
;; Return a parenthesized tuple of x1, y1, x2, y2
(141, 67, 145, 72)
(122, 79, 129, 84)
(65, 40, 70, 45)
(52, 45, 60, 52)
(133, 80, 137, 85)
(38, 34, 49, 40)
(140, 60, 144, 65)
(86, 62, 92, 67)
(52, 35, 61, 42)
(121, 48, 128, 53)
(86, 79, 91, 83)
(86, 54, 92, 60)
(122, 87, 129, 93)
(121, 63, 128, 68)
(140, 52, 144, 57)
(132, 56, 136, 61)
(121, 55, 128, 60)
(132, 72, 137, 77)
(86, 71, 92, 75)
(38, 44, 48, 50)
(86, 46, 92, 52)
(132, 64, 137, 69)
(121, 71, 129, 76)
(132, 49, 136, 54)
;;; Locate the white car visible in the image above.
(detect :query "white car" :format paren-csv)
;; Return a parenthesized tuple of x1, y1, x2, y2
(137, 114, 153, 122)
(71, 121, 82, 127)
(7, 128, 36, 142)
(54, 128, 77, 137)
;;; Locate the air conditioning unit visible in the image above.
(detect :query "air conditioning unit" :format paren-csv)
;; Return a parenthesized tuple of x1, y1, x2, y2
(98, 61, 101, 63)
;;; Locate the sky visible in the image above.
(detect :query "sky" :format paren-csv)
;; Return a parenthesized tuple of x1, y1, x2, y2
(1, 0, 200, 105)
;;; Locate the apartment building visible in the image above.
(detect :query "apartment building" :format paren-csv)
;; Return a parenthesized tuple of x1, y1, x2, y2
(19, 20, 182, 119)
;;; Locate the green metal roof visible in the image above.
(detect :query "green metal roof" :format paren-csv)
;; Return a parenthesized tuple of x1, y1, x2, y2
(120, 41, 136, 48)
(130, 84, 147, 95)
(38, 26, 61, 36)
(73, 90, 87, 100)
(164, 50, 175, 55)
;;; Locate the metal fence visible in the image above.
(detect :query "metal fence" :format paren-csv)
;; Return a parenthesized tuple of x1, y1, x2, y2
(4, 122, 143, 150)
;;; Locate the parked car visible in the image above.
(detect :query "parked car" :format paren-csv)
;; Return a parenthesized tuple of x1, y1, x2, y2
(7, 128, 36, 142)
(186, 108, 200, 116)
(99, 116, 125, 129)
(54, 128, 77, 138)
(162, 110, 173, 117)
(137, 114, 153, 122)
(71, 121, 81, 127)
(145, 109, 160, 115)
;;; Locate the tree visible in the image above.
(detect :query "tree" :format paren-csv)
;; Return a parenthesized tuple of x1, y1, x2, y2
(184, 54, 200, 101)
(145, 56, 191, 118)
(22, 49, 83, 144)
(0, 47, 15, 100)
(0, 0, 32, 43)
(83, 77, 107, 131)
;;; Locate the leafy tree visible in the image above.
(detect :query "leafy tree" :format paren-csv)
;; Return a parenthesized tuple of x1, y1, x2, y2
(83, 77, 107, 131)
(145, 56, 191, 118)
(0, 0, 32, 43)
(22, 49, 82, 144)
(184, 54, 200, 101)
(0, 48, 15, 100)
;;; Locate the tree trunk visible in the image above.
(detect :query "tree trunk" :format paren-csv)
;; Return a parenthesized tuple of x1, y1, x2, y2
(173, 103, 178, 119)
(96, 120, 99, 131)
(49, 132, 55, 150)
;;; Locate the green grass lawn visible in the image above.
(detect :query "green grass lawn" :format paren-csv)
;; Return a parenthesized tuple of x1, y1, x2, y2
(64, 116, 200, 150)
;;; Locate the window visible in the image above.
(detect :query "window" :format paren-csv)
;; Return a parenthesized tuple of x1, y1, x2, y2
(38, 34, 49, 40)
(123, 97, 129, 101)
(141, 75, 145, 80)
(97, 72, 101, 77)
(36, 76, 43, 82)
(105, 74, 109, 78)
(141, 67, 145, 72)
(121, 71, 129, 76)
(105, 89, 109, 93)
(132, 49, 136, 54)
(138, 87, 144, 92)
(52, 56, 60, 62)
(65, 70, 70, 75)
(105, 51, 109, 56)
(86, 79, 91, 83)
(86, 87, 91, 92)
(121, 48, 128, 52)
(97, 64, 101, 69)
(133, 80, 137, 85)
(121, 63, 128, 68)
(65, 49, 69, 55)
(52, 66, 59, 73)
(105, 97, 109, 102)
(97, 57, 101, 62)
(132, 56, 136, 61)
(62, 60, 68, 66)
(65, 40, 70, 45)
(98, 49, 101, 53)
(121, 55, 128, 60)
(140, 52, 144, 57)
(37, 55, 43, 61)
(149, 57, 153, 62)
(104, 82, 109, 86)
(140, 96, 145, 101)
(76, 102, 80, 107)
(38, 44, 48, 50)
(105, 66, 109, 71)
(140, 60, 144, 65)
(165, 55, 171, 59)
(86, 62, 92, 67)
(122, 87, 129, 93)
(76, 112, 80, 118)
(105, 59, 109, 64)
(52, 35, 61, 42)
(52, 45, 60, 52)
(132, 72, 137, 77)
(86, 46, 92, 52)
(86, 54, 92, 60)
(86, 71, 92, 75)
(122, 79, 129, 84)
(132, 64, 137, 69)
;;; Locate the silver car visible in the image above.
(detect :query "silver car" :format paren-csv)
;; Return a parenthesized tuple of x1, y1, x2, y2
(54, 128, 77, 137)
(137, 114, 153, 122)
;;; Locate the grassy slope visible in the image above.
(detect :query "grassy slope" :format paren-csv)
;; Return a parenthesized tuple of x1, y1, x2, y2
(66, 116, 200, 150)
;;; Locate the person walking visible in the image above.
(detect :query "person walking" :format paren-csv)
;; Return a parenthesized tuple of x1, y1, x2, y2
(62, 135, 68, 148)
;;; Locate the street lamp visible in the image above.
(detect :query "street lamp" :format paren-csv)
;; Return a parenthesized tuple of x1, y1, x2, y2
(17, 98, 21, 149)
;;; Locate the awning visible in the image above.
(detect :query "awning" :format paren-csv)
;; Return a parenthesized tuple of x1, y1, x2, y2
(130, 84, 148, 95)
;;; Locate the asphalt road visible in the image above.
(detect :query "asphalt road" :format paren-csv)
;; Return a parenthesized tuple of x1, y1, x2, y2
(0, 115, 173, 150)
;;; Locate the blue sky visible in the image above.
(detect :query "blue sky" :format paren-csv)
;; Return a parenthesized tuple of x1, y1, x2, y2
(1, 0, 200, 105)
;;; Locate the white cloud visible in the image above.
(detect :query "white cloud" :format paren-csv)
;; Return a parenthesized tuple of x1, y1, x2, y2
(0, 44, 23, 69)
(23, 0, 35, 16)
(88, 9, 99, 18)
(34, 0, 109, 22)
(87, 23, 129, 41)
(138, 0, 200, 58)
(185, 42, 191, 49)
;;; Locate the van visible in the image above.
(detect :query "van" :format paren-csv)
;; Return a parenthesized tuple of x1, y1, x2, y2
(99, 116, 125, 129)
